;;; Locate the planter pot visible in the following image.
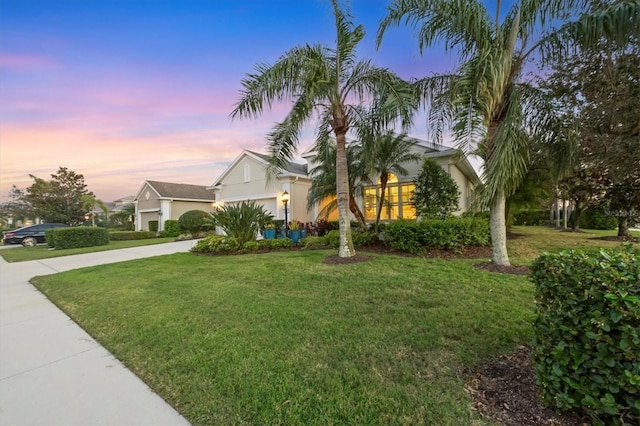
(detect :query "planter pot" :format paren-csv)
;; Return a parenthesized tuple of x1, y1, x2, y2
(300, 229, 307, 239)
(289, 229, 302, 245)
(263, 229, 276, 239)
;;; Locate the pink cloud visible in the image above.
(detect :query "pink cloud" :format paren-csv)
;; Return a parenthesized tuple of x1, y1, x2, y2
(0, 52, 58, 71)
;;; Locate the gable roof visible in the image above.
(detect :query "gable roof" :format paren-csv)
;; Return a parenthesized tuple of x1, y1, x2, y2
(136, 180, 215, 202)
(210, 150, 308, 188)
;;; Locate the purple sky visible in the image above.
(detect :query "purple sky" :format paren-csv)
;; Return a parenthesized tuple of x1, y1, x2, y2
(0, 0, 496, 203)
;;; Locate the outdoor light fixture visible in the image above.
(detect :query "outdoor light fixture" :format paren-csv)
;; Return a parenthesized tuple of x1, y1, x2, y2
(281, 191, 289, 237)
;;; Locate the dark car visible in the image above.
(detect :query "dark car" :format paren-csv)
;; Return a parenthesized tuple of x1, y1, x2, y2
(2, 223, 69, 247)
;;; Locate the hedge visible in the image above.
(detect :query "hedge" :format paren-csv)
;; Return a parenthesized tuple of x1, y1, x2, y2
(383, 218, 490, 254)
(191, 235, 293, 254)
(109, 231, 157, 241)
(159, 220, 181, 237)
(513, 210, 550, 226)
(531, 245, 639, 425)
(46, 227, 110, 249)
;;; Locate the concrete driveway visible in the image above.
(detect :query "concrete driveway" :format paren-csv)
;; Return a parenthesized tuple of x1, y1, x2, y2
(0, 240, 198, 425)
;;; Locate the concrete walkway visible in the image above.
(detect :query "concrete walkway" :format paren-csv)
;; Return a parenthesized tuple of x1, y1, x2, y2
(0, 241, 198, 425)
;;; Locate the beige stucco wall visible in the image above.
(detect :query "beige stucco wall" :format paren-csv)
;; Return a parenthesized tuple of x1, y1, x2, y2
(169, 201, 215, 220)
(136, 186, 160, 211)
(447, 163, 470, 214)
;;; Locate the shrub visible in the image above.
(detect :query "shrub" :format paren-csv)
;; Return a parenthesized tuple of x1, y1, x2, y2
(149, 220, 159, 232)
(579, 205, 618, 230)
(109, 231, 157, 241)
(352, 231, 379, 246)
(209, 201, 273, 244)
(383, 218, 490, 254)
(47, 227, 110, 249)
(159, 220, 181, 237)
(531, 245, 640, 425)
(412, 157, 460, 219)
(513, 210, 550, 226)
(300, 236, 330, 249)
(179, 210, 212, 235)
(191, 235, 240, 254)
(258, 238, 293, 250)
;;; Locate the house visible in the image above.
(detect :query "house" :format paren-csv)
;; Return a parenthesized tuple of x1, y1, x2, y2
(208, 150, 314, 224)
(132, 137, 479, 233)
(299, 137, 480, 222)
(134, 181, 216, 231)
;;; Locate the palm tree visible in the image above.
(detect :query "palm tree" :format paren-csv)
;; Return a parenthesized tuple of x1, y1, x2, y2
(231, 0, 414, 257)
(81, 194, 109, 228)
(306, 138, 369, 231)
(378, 0, 639, 266)
(363, 132, 421, 233)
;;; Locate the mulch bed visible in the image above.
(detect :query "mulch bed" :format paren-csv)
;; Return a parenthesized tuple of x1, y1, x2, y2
(473, 261, 531, 275)
(592, 235, 639, 243)
(466, 346, 588, 426)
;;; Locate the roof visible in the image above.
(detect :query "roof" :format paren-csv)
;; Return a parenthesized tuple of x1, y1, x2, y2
(247, 151, 308, 176)
(139, 180, 215, 201)
(210, 150, 309, 188)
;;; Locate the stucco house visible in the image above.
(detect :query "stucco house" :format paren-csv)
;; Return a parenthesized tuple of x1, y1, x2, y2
(134, 181, 216, 231)
(299, 137, 480, 222)
(209, 138, 480, 226)
(208, 150, 314, 224)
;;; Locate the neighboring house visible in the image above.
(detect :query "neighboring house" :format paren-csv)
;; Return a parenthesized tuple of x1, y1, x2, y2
(134, 181, 216, 231)
(301, 137, 480, 222)
(90, 195, 135, 217)
(208, 150, 314, 224)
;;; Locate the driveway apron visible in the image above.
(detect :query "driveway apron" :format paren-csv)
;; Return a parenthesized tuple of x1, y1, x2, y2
(0, 241, 198, 425)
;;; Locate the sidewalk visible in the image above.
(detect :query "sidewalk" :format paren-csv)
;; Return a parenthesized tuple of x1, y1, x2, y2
(0, 241, 198, 425)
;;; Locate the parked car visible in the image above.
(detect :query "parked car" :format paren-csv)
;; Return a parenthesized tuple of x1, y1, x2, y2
(2, 223, 69, 247)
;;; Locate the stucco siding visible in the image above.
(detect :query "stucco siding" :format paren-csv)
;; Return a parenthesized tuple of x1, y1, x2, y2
(448, 163, 470, 214)
(170, 201, 215, 220)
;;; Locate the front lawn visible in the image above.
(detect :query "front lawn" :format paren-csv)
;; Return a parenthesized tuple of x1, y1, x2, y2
(29, 226, 638, 424)
(33, 251, 532, 425)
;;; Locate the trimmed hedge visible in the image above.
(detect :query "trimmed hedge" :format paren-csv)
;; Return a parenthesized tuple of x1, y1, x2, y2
(149, 220, 159, 232)
(159, 220, 181, 238)
(383, 218, 490, 254)
(109, 231, 157, 241)
(191, 235, 293, 254)
(579, 206, 618, 230)
(46, 227, 110, 249)
(179, 210, 211, 235)
(531, 245, 640, 425)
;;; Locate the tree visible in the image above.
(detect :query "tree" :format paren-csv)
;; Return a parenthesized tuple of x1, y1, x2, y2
(24, 167, 93, 225)
(81, 194, 109, 228)
(231, 0, 414, 258)
(363, 132, 421, 232)
(0, 185, 35, 226)
(306, 138, 369, 231)
(110, 203, 135, 230)
(378, 0, 639, 265)
(412, 157, 460, 219)
(544, 36, 640, 236)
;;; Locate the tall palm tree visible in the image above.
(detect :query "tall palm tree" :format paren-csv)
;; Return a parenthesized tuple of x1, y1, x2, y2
(378, 0, 639, 266)
(231, 0, 414, 257)
(306, 138, 369, 231)
(363, 132, 421, 233)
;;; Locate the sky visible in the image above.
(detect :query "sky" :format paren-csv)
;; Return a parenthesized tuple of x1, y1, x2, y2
(0, 0, 489, 204)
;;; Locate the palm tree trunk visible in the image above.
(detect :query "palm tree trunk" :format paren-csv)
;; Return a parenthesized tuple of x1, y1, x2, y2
(335, 130, 356, 257)
(490, 190, 510, 266)
(349, 193, 368, 231)
(375, 173, 388, 234)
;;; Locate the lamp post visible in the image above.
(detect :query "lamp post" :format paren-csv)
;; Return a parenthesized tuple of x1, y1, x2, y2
(281, 191, 289, 237)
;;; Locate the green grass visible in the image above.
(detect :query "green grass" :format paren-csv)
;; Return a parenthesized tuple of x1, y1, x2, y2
(33, 251, 532, 425)
(0, 237, 176, 262)
(29, 226, 639, 425)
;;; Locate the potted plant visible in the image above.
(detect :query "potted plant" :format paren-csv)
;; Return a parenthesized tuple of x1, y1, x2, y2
(263, 223, 276, 239)
(288, 219, 302, 245)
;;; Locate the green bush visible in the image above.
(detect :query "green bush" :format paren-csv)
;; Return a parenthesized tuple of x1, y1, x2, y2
(210, 201, 272, 244)
(149, 220, 159, 232)
(47, 227, 110, 249)
(109, 231, 157, 241)
(179, 210, 212, 235)
(191, 236, 241, 254)
(300, 236, 330, 249)
(159, 220, 181, 237)
(258, 238, 293, 250)
(513, 210, 550, 226)
(531, 246, 640, 425)
(579, 206, 618, 230)
(383, 218, 490, 254)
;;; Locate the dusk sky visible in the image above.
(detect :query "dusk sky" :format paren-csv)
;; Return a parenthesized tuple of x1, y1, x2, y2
(0, 0, 498, 203)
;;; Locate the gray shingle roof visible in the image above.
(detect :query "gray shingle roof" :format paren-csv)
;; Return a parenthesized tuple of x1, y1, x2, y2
(247, 151, 308, 175)
(146, 181, 215, 201)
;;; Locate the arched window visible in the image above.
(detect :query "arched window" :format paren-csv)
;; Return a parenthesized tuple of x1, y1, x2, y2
(364, 173, 415, 221)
